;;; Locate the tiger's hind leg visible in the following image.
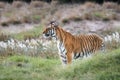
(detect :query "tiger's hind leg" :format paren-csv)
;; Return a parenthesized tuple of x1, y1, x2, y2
(66, 52, 73, 64)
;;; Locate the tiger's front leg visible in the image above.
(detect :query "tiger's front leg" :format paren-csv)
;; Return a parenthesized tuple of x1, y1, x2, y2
(59, 52, 72, 65)
(59, 52, 67, 65)
(59, 52, 73, 65)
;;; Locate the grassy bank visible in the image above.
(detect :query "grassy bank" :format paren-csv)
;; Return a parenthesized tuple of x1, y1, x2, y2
(0, 49, 120, 80)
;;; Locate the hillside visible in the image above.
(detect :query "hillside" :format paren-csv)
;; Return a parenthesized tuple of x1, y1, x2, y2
(0, 49, 120, 80)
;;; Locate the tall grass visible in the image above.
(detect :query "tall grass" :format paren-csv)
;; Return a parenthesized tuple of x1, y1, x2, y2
(0, 38, 58, 58)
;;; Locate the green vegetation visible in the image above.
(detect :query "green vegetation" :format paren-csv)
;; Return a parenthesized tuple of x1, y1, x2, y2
(32, 15, 41, 21)
(0, 49, 120, 80)
(11, 25, 43, 40)
(0, 55, 60, 80)
(0, 24, 44, 40)
(93, 12, 105, 18)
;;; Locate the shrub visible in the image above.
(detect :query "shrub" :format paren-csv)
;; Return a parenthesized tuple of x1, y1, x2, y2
(109, 13, 119, 20)
(62, 16, 82, 24)
(22, 16, 32, 23)
(30, 1, 47, 8)
(103, 2, 118, 9)
(82, 13, 92, 20)
(62, 18, 70, 24)
(105, 40, 120, 50)
(0, 33, 10, 41)
(102, 13, 118, 21)
(84, 2, 96, 8)
(1, 22, 9, 26)
(12, 1, 24, 8)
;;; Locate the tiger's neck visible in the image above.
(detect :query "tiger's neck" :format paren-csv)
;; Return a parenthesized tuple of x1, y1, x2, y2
(56, 27, 74, 42)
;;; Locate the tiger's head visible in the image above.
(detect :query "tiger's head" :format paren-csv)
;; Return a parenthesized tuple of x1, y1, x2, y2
(42, 21, 58, 40)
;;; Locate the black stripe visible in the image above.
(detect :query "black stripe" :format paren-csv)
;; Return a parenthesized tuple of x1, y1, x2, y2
(74, 53, 80, 59)
(62, 48, 65, 52)
(60, 55, 66, 59)
(62, 59, 67, 64)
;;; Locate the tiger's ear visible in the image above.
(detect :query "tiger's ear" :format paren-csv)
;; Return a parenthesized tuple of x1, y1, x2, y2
(50, 21, 59, 28)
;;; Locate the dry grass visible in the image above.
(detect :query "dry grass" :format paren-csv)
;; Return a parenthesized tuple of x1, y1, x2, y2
(21, 16, 32, 23)
(30, 1, 48, 8)
(115, 5, 120, 13)
(0, 2, 6, 8)
(0, 1, 119, 26)
(105, 40, 120, 50)
(62, 16, 83, 24)
(1, 17, 22, 26)
(0, 1, 119, 38)
(103, 2, 118, 9)
(82, 13, 93, 20)
(23, 34, 39, 40)
(0, 33, 10, 41)
(12, 1, 25, 8)
(54, 2, 119, 24)
(84, 2, 96, 8)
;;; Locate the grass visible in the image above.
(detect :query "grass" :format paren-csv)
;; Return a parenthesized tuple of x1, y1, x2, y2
(0, 48, 120, 80)
(93, 12, 105, 19)
(0, 55, 60, 80)
(57, 49, 120, 80)
(11, 25, 43, 40)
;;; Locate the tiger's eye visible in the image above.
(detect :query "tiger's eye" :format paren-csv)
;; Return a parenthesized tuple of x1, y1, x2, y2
(45, 33, 49, 36)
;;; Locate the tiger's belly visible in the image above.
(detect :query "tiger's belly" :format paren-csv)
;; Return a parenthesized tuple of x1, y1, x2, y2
(73, 50, 92, 59)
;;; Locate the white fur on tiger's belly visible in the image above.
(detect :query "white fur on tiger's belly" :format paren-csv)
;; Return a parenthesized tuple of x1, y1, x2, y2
(57, 40, 67, 55)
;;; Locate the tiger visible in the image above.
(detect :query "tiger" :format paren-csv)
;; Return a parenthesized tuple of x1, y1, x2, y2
(42, 21, 105, 65)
